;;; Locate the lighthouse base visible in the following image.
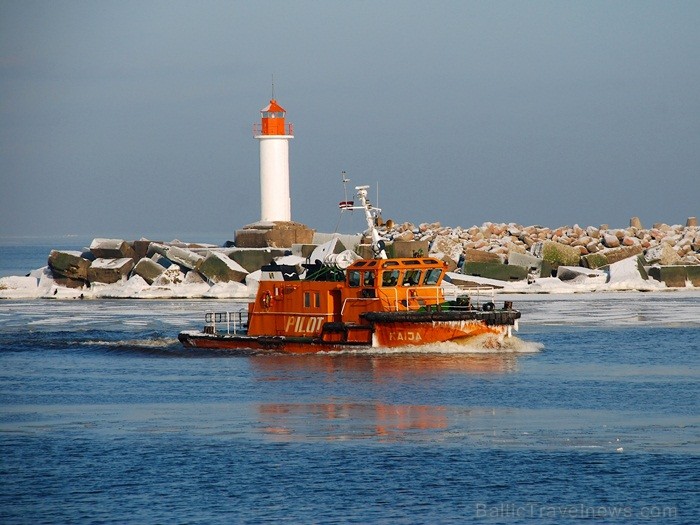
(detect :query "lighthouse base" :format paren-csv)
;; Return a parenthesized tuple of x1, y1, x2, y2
(234, 221, 314, 249)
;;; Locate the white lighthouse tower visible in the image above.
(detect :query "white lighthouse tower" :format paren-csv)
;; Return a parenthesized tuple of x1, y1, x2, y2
(254, 99, 294, 222)
(235, 96, 312, 248)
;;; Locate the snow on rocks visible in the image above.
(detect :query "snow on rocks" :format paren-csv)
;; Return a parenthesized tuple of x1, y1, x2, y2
(1, 238, 268, 299)
(2, 218, 699, 300)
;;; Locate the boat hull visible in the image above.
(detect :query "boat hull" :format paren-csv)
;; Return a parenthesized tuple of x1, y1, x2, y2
(178, 309, 520, 354)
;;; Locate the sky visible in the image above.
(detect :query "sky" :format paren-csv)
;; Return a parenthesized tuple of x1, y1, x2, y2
(1, 0, 699, 242)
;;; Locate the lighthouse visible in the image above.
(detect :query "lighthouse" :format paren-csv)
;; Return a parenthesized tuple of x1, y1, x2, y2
(254, 99, 294, 222)
(234, 96, 312, 249)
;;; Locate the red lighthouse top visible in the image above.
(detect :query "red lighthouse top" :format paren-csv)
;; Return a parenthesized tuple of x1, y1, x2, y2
(256, 99, 293, 136)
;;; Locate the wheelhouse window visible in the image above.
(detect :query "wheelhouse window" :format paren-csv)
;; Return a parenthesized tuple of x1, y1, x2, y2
(381, 269, 400, 287)
(402, 269, 422, 286)
(348, 270, 361, 287)
(363, 271, 375, 287)
(423, 268, 442, 285)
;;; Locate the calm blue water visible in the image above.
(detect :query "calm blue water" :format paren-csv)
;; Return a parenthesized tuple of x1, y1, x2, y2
(1, 246, 699, 524)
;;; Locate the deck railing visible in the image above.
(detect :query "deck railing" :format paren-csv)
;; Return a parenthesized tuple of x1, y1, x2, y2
(204, 311, 249, 335)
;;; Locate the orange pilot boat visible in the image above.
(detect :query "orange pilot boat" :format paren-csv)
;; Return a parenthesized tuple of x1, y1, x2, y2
(178, 185, 521, 353)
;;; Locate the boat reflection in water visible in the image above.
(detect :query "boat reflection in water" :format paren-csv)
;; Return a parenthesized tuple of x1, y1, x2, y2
(258, 402, 449, 441)
(252, 350, 526, 441)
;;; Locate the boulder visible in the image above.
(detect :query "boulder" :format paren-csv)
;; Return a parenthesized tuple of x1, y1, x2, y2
(198, 252, 249, 283)
(132, 258, 166, 285)
(430, 235, 464, 264)
(603, 234, 620, 248)
(556, 266, 607, 283)
(88, 258, 135, 284)
(90, 238, 136, 259)
(645, 243, 681, 265)
(394, 230, 415, 242)
(48, 250, 90, 281)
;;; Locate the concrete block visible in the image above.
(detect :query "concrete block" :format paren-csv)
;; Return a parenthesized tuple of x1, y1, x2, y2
(229, 248, 288, 273)
(88, 258, 135, 284)
(90, 238, 136, 259)
(686, 265, 700, 286)
(440, 254, 459, 273)
(199, 252, 249, 283)
(647, 266, 688, 287)
(131, 240, 153, 261)
(52, 276, 87, 289)
(48, 250, 90, 281)
(292, 244, 319, 258)
(132, 258, 166, 285)
(538, 240, 581, 268)
(507, 251, 542, 270)
(356, 244, 374, 260)
(235, 221, 314, 248)
(392, 240, 430, 258)
(150, 253, 174, 268)
(602, 245, 644, 265)
(581, 252, 609, 269)
(148, 243, 203, 271)
(463, 261, 528, 281)
(308, 238, 348, 263)
(636, 255, 649, 280)
(464, 248, 503, 264)
(313, 232, 363, 250)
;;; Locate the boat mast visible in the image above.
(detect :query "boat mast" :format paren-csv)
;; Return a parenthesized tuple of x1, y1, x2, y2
(355, 185, 388, 259)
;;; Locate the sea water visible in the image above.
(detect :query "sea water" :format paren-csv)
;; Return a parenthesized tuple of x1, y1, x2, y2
(1, 245, 698, 524)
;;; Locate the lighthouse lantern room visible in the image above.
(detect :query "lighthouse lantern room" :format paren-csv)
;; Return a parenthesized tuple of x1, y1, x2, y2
(254, 99, 294, 223)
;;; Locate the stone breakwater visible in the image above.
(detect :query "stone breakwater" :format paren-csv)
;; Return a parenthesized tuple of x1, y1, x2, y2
(372, 217, 700, 289)
(1, 217, 698, 299)
(383, 218, 700, 266)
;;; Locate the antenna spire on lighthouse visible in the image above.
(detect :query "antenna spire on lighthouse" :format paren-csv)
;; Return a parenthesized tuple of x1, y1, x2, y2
(254, 95, 294, 222)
